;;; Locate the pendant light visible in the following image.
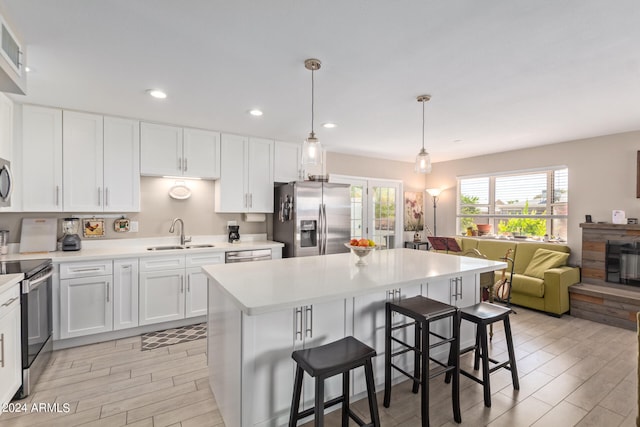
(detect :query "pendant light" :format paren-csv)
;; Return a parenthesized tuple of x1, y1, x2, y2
(415, 94, 432, 174)
(302, 58, 322, 166)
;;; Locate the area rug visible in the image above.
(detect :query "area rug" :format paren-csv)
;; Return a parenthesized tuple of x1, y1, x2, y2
(141, 323, 206, 351)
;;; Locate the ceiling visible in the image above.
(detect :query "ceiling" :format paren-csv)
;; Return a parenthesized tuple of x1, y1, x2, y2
(3, 0, 639, 164)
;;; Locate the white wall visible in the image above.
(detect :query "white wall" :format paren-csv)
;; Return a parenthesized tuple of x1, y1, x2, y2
(420, 131, 640, 264)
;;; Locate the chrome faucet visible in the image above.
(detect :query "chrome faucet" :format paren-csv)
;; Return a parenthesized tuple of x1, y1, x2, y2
(169, 218, 191, 246)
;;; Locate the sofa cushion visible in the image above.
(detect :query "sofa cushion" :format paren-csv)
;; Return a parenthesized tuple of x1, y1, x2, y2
(523, 248, 570, 279)
(511, 274, 545, 297)
(512, 242, 570, 274)
(476, 240, 517, 262)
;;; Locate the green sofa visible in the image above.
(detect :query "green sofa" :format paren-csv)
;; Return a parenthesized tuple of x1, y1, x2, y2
(442, 237, 580, 316)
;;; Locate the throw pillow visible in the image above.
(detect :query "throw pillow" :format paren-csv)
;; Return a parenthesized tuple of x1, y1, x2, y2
(523, 248, 570, 279)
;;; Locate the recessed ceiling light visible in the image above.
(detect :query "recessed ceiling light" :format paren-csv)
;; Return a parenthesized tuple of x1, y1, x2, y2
(322, 122, 336, 129)
(25, 66, 31, 72)
(147, 89, 167, 99)
(249, 109, 263, 116)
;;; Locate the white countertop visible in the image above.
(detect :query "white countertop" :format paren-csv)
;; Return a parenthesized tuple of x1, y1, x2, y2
(203, 248, 507, 315)
(0, 273, 24, 295)
(0, 235, 284, 263)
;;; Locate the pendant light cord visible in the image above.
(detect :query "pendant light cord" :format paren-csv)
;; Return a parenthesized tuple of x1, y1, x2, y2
(421, 99, 425, 150)
(311, 68, 315, 134)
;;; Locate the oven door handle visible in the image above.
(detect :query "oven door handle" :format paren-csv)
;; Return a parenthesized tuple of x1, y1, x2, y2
(23, 267, 54, 294)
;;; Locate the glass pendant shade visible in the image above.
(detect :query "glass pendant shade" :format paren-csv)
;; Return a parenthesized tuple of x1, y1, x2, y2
(302, 132, 321, 165)
(415, 148, 431, 173)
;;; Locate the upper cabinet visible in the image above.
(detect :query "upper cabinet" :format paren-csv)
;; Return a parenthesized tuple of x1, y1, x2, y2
(0, 12, 26, 95)
(22, 105, 63, 212)
(63, 112, 140, 212)
(215, 134, 274, 213)
(274, 141, 304, 183)
(22, 106, 139, 212)
(140, 122, 220, 179)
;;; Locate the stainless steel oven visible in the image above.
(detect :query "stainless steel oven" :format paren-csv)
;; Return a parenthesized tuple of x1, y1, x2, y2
(1, 259, 53, 398)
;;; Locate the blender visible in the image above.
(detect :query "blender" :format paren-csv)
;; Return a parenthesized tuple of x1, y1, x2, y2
(61, 218, 81, 251)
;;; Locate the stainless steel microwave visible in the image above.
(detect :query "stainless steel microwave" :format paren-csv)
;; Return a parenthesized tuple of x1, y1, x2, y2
(0, 157, 13, 207)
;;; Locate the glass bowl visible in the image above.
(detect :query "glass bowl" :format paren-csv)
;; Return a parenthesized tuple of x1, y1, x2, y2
(344, 243, 377, 266)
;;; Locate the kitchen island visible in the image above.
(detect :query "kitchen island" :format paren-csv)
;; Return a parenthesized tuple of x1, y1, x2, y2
(204, 248, 506, 427)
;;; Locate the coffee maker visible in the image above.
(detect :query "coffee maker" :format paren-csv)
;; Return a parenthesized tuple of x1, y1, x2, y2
(61, 217, 82, 251)
(228, 225, 240, 243)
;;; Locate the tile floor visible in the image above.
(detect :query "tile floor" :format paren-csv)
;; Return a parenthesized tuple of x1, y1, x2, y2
(0, 306, 636, 426)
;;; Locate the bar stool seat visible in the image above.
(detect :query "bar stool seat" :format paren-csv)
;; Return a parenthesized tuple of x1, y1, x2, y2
(455, 302, 519, 407)
(384, 295, 461, 426)
(289, 336, 380, 427)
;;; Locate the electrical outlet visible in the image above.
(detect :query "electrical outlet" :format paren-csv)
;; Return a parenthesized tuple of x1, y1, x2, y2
(129, 221, 139, 232)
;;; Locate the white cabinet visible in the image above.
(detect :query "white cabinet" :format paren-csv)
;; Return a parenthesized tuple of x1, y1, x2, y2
(243, 298, 347, 426)
(103, 117, 140, 212)
(140, 122, 220, 179)
(62, 111, 104, 211)
(59, 260, 114, 339)
(215, 134, 274, 213)
(274, 140, 303, 183)
(22, 105, 63, 211)
(0, 13, 26, 95)
(0, 92, 13, 161)
(139, 252, 223, 325)
(63, 112, 140, 212)
(113, 259, 139, 331)
(0, 283, 21, 406)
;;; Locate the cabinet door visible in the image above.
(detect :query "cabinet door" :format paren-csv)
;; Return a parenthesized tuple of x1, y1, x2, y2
(140, 122, 182, 176)
(215, 133, 247, 212)
(104, 117, 140, 212)
(183, 128, 220, 179)
(139, 270, 185, 325)
(352, 290, 388, 395)
(63, 111, 104, 211)
(0, 286, 21, 406)
(113, 259, 139, 331)
(247, 137, 273, 212)
(274, 140, 302, 183)
(60, 276, 113, 339)
(185, 267, 208, 318)
(242, 309, 296, 427)
(22, 105, 63, 211)
(0, 93, 12, 162)
(301, 299, 347, 410)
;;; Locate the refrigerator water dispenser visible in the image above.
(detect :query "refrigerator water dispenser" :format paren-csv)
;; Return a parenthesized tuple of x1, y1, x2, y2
(299, 220, 317, 247)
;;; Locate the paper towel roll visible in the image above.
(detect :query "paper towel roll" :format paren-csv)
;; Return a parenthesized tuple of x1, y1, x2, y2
(244, 213, 266, 222)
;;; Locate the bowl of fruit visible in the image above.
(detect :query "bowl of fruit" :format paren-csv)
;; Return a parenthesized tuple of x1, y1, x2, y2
(345, 238, 377, 266)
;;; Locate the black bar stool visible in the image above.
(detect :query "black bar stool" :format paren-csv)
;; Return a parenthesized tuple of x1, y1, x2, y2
(383, 295, 461, 426)
(289, 336, 380, 427)
(452, 302, 519, 407)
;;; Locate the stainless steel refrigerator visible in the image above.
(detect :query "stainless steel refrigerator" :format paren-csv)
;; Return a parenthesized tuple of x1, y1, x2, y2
(274, 182, 351, 258)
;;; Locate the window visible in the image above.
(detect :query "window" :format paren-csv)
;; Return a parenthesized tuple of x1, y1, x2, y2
(457, 168, 568, 240)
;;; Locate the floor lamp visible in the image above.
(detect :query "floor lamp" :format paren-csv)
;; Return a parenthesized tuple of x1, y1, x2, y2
(426, 188, 442, 236)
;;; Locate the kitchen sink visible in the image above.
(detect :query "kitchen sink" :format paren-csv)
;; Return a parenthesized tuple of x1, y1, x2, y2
(146, 244, 215, 251)
(147, 245, 185, 251)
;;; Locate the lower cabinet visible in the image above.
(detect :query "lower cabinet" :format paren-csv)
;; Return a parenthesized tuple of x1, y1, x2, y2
(113, 259, 139, 330)
(242, 298, 347, 427)
(139, 252, 224, 326)
(0, 283, 21, 406)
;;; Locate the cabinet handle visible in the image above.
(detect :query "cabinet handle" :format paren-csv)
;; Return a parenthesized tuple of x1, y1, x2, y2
(184, 158, 188, 172)
(305, 305, 313, 338)
(457, 277, 463, 299)
(71, 267, 102, 273)
(106, 282, 110, 303)
(181, 276, 184, 293)
(295, 307, 303, 341)
(105, 188, 110, 207)
(249, 193, 253, 208)
(97, 187, 102, 206)
(187, 275, 190, 292)
(450, 278, 457, 299)
(1, 296, 19, 307)
(394, 288, 401, 302)
(178, 157, 182, 171)
(0, 332, 4, 368)
(55, 185, 60, 206)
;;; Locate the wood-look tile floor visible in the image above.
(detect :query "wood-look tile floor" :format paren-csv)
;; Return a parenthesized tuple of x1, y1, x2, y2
(0, 306, 636, 426)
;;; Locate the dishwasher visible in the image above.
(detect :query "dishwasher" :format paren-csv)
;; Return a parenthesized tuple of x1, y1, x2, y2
(225, 249, 272, 263)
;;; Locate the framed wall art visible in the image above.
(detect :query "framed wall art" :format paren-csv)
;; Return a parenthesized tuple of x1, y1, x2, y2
(83, 218, 105, 238)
